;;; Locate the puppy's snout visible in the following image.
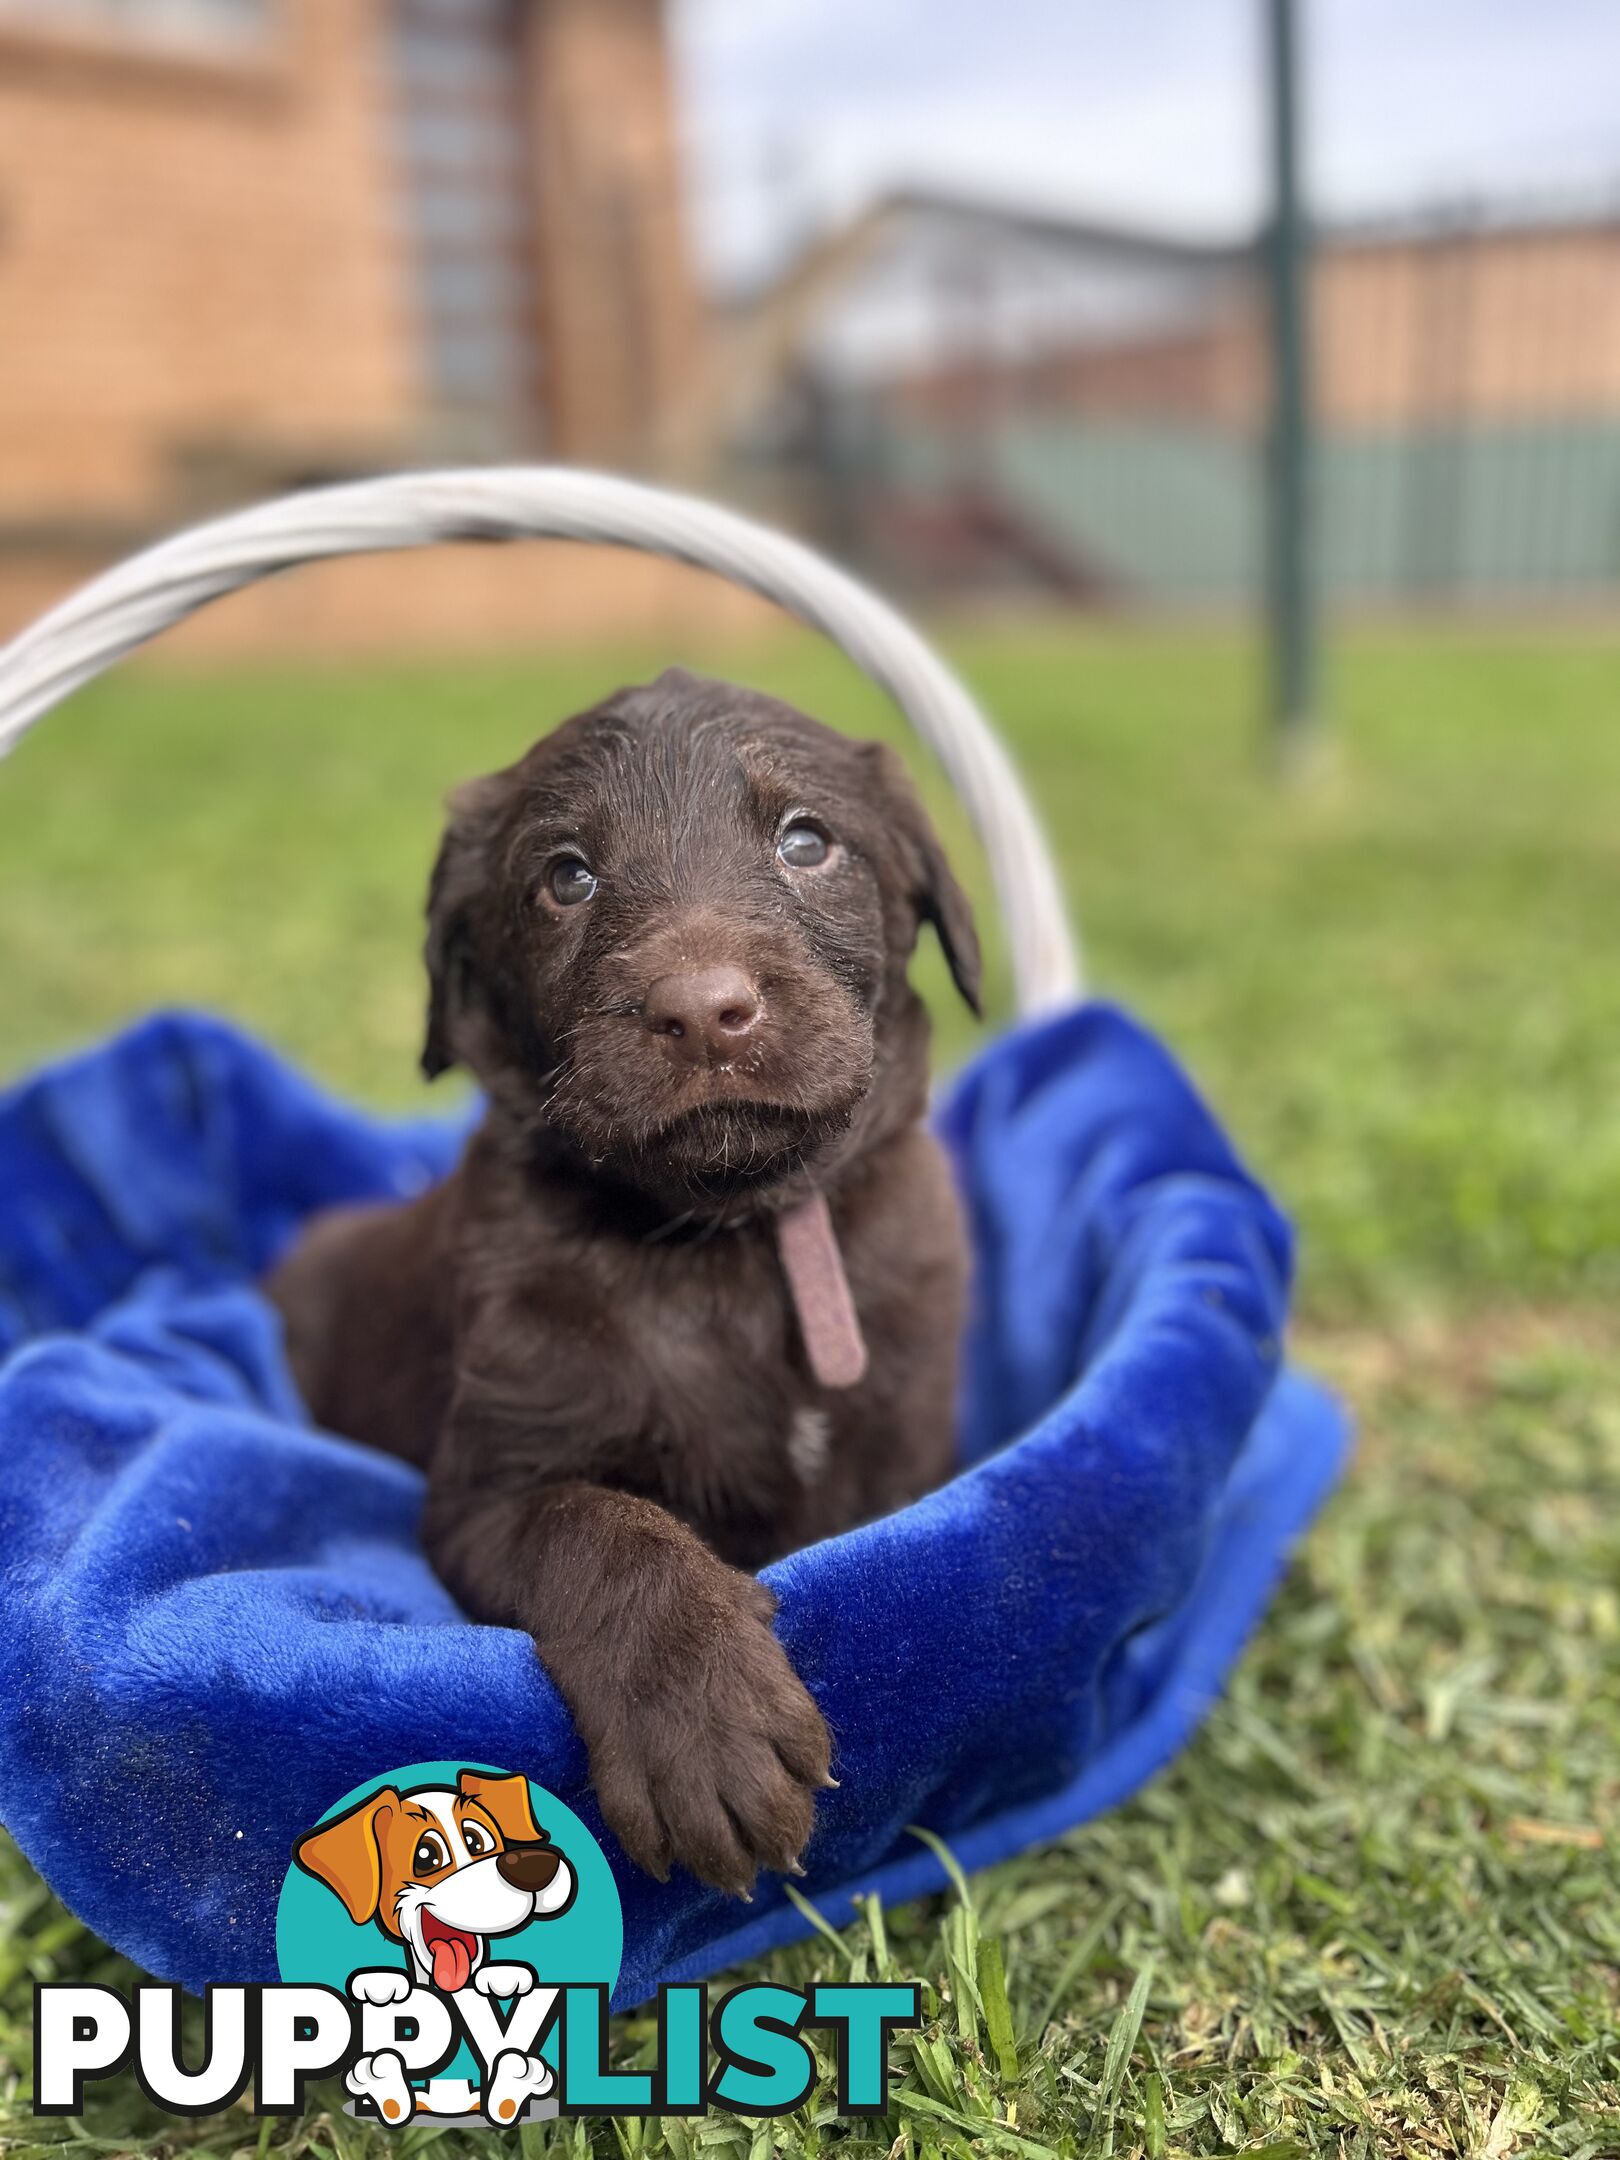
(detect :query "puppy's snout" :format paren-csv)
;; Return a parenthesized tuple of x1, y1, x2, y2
(496, 1842, 563, 1894)
(642, 966, 761, 1066)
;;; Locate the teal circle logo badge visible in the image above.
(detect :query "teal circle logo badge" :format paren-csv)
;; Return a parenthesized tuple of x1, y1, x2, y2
(275, 1760, 621, 2127)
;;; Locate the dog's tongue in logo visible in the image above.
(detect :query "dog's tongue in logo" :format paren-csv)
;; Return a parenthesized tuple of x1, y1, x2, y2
(421, 1912, 477, 1994)
(283, 1764, 610, 2125)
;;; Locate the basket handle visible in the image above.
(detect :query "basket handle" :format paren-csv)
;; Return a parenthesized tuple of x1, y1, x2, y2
(0, 468, 1079, 1016)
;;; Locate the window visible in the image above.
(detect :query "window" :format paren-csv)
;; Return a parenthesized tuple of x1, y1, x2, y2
(391, 0, 542, 438)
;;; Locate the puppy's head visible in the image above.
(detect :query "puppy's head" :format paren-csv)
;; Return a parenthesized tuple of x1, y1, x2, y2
(421, 669, 980, 1211)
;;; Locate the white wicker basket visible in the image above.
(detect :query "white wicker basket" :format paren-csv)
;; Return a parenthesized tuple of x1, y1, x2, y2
(0, 468, 1079, 1016)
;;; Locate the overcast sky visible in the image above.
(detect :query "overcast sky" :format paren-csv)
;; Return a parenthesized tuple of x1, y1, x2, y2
(670, 0, 1620, 286)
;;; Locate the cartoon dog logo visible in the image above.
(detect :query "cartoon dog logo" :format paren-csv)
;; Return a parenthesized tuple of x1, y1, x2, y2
(293, 1768, 576, 2122)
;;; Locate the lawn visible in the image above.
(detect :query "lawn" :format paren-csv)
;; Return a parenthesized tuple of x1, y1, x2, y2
(0, 620, 1616, 2156)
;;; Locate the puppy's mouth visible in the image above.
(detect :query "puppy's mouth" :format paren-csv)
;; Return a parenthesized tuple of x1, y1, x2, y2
(420, 1909, 481, 1993)
(658, 1095, 819, 1142)
(547, 1049, 870, 1199)
(652, 1080, 867, 1173)
(538, 956, 877, 1207)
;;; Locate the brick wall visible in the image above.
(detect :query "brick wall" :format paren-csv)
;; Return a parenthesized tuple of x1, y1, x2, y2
(524, 0, 705, 468)
(0, 0, 712, 652)
(880, 224, 1620, 436)
(0, 0, 416, 530)
(1317, 228, 1620, 426)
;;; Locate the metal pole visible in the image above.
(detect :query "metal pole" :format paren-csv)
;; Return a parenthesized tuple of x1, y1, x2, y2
(1264, 0, 1318, 757)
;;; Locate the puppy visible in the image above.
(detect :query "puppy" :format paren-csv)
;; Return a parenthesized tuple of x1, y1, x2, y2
(268, 669, 981, 1897)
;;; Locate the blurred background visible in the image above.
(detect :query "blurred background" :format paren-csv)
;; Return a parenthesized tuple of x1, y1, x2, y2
(1, 11, 1618, 2148)
(2, 0, 1620, 645)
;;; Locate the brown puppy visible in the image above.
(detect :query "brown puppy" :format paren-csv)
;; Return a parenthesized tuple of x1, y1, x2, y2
(267, 669, 980, 1897)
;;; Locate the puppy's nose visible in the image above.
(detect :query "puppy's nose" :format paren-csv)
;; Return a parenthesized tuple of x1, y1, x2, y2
(496, 1843, 562, 1894)
(642, 966, 761, 1065)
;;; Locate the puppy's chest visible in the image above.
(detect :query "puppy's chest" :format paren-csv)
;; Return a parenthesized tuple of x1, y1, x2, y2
(554, 1225, 860, 1540)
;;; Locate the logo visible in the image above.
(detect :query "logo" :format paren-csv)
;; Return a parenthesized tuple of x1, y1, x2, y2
(34, 1758, 921, 2125)
(276, 1758, 620, 2125)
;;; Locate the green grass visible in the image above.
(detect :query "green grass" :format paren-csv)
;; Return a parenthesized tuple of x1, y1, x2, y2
(1, 622, 1618, 2155)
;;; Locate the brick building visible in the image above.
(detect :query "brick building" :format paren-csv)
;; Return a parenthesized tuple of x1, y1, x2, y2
(0, 0, 740, 651)
(876, 216, 1620, 433)
(728, 190, 1620, 604)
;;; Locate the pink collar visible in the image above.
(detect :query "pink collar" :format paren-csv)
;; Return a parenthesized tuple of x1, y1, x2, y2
(774, 1189, 869, 1390)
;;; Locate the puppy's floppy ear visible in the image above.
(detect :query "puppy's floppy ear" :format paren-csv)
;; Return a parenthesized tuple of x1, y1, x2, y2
(458, 1768, 544, 1845)
(866, 743, 983, 1016)
(422, 771, 511, 1081)
(292, 1787, 399, 1926)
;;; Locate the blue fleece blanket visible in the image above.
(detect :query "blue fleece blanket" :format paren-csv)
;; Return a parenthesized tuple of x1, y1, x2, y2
(0, 1005, 1346, 2001)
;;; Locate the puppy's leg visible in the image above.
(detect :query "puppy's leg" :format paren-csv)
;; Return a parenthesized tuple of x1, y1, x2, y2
(422, 1476, 831, 1898)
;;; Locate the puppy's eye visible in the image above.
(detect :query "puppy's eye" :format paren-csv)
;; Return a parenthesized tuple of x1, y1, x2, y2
(412, 1831, 451, 1877)
(546, 855, 597, 907)
(778, 819, 832, 870)
(462, 1822, 491, 1856)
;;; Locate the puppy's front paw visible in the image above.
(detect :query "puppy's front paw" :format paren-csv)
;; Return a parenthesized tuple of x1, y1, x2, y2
(349, 1968, 413, 2007)
(588, 1579, 832, 1899)
(473, 1962, 535, 1998)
